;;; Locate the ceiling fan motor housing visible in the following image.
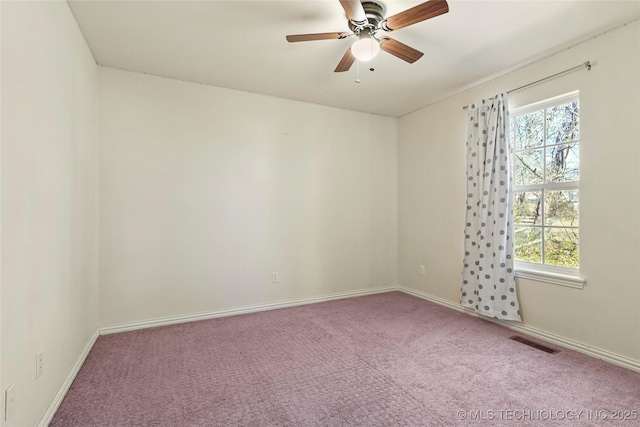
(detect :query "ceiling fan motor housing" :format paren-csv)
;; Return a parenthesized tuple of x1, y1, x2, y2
(348, 1, 386, 32)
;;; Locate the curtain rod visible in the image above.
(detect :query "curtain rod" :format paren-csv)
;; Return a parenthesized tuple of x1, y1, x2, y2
(462, 61, 591, 110)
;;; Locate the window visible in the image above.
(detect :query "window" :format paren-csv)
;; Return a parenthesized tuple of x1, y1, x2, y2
(509, 92, 583, 286)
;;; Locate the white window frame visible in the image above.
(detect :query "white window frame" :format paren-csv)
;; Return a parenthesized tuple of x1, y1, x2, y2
(510, 91, 585, 289)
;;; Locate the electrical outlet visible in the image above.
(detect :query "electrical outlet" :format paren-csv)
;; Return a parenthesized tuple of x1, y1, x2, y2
(420, 265, 426, 276)
(5, 383, 15, 421)
(36, 351, 44, 379)
(272, 272, 279, 283)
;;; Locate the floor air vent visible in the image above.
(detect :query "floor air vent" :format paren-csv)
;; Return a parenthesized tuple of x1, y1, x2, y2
(510, 336, 559, 354)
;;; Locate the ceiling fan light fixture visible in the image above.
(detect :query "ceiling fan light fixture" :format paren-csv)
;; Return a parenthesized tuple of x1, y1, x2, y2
(351, 36, 380, 62)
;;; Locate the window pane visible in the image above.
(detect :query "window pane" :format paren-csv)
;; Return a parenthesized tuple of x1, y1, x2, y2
(514, 191, 542, 225)
(514, 149, 543, 185)
(545, 190, 579, 227)
(546, 101, 579, 144)
(544, 227, 579, 268)
(546, 143, 579, 182)
(514, 226, 542, 263)
(515, 111, 544, 150)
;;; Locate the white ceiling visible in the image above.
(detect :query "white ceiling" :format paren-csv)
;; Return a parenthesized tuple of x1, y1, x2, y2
(68, 0, 640, 117)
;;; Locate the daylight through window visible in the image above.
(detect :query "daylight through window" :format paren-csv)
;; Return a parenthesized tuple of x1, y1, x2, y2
(509, 92, 579, 271)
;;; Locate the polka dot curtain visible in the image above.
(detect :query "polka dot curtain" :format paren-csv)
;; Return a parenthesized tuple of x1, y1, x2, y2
(461, 94, 521, 321)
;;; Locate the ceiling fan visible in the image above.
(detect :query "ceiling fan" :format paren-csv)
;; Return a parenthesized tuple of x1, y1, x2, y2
(286, 0, 449, 72)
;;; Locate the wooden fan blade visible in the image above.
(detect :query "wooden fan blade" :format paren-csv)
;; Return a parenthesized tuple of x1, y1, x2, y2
(383, 0, 448, 31)
(339, 0, 367, 24)
(334, 48, 356, 72)
(286, 32, 348, 42)
(379, 37, 424, 63)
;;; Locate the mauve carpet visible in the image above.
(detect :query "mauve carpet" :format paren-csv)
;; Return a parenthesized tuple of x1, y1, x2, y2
(51, 292, 640, 426)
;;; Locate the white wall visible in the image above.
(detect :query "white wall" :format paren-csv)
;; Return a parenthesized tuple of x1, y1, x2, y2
(98, 68, 398, 326)
(1, 2, 99, 426)
(398, 21, 640, 361)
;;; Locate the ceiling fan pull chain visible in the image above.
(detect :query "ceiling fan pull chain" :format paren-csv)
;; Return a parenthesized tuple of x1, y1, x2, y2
(370, 32, 374, 59)
(355, 60, 361, 83)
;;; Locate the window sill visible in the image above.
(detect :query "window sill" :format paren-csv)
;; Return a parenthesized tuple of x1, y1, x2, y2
(515, 268, 586, 289)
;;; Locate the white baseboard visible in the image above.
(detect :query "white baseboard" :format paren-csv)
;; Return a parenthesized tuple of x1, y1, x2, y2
(398, 286, 640, 373)
(100, 286, 397, 335)
(37, 327, 100, 427)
